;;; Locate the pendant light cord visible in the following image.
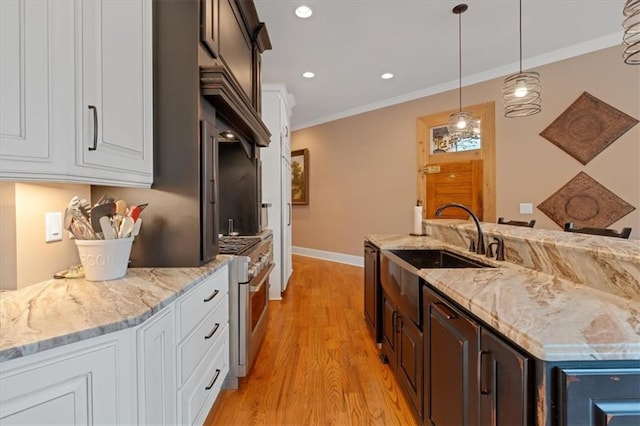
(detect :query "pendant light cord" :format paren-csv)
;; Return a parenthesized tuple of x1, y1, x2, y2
(458, 11, 462, 112)
(519, 0, 523, 73)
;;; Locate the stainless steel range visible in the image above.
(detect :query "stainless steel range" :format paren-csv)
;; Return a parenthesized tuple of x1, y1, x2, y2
(221, 234, 273, 388)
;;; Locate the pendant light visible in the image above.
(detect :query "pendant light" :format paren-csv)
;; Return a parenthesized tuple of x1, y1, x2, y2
(447, 4, 474, 138)
(623, 0, 640, 64)
(502, 0, 541, 117)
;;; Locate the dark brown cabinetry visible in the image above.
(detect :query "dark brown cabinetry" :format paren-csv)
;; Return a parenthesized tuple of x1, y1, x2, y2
(423, 287, 480, 426)
(422, 286, 532, 426)
(364, 242, 381, 342)
(556, 367, 640, 425)
(479, 328, 533, 425)
(381, 290, 424, 421)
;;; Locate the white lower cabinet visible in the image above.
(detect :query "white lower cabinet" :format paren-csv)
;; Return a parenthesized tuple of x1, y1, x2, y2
(0, 264, 230, 425)
(137, 305, 176, 425)
(178, 327, 230, 425)
(0, 330, 135, 425)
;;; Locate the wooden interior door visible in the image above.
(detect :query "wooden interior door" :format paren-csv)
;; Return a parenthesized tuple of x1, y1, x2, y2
(425, 160, 483, 220)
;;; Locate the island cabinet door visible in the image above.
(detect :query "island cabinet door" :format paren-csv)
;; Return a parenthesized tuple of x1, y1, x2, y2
(364, 242, 380, 341)
(398, 315, 424, 421)
(556, 367, 640, 426)
(424, 288, 480, 426)
(381, 292, 398, 365)
(479, 328, 534, 426)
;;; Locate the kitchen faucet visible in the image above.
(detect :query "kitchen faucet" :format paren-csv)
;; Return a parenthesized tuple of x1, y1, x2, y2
(435, 203, 485, 255)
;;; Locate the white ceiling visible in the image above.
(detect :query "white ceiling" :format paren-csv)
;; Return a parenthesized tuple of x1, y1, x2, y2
(254, 0, 627, 130)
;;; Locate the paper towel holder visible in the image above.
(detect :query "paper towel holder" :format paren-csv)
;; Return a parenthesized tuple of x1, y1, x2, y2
(411, 199, 427, 236)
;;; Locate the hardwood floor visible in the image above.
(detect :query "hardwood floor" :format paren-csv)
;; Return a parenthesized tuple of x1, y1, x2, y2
(205, 255, 418, 426)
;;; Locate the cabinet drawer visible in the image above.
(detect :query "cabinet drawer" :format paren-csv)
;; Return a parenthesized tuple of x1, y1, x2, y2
(178, 327, 229, 425)
(177, 267, 228, 340)
(177, 294, 229, 386)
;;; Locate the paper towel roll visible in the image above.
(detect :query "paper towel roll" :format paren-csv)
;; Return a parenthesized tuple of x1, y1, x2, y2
(413, 206, 423, 235)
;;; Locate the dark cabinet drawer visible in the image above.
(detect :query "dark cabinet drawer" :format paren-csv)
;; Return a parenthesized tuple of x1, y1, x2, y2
(556, 367, 640, 426)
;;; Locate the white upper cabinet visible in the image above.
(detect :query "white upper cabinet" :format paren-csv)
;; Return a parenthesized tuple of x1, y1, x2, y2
(0, 0, 75, 179)
(0, 0, 153, 187)
(75, 0, 153, 186)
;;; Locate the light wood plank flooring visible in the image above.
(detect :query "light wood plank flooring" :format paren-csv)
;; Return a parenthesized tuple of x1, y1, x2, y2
(205, 255, 418, 425)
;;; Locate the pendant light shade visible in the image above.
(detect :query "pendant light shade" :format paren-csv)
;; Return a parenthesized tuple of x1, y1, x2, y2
(448, 4, 474, 137)
(623, 0, 640, 64)
(503, 0, 542, 117)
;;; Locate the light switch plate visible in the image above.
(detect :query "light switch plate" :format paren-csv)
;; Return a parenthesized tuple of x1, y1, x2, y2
(46, 212, 63, 243)
(519, 203, 533, 214)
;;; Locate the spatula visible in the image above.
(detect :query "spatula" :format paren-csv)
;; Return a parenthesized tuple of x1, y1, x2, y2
(91, 202, 117, 234)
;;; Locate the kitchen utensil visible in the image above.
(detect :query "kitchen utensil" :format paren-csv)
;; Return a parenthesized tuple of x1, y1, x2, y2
(91, 202, 116, 234)
(63, 207, 78, 238)
(129, 205, 141, 221)
(115, 199, 127, 216)
(131, 218, 142, 237)
(78, 198, 91, 220)
(100, 216, 117, 239)
(119, 216, 135, 238)
(70, 216, 96, 240)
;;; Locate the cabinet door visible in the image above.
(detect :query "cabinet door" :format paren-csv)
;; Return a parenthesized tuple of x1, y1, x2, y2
(364, 243, 379, 337)
(425, 289, 479, 426)
(381, 292, 397, 365)
(557, 367, 640, 426)
(0, 0, 75, 179)
(398, 315, 424, 420)
(0, 332, 130, 425)
(281, 157, 293, 290)
(78, 0, 153, 186)
(479, 328, 533, 426)
(137, 306, 176, 425)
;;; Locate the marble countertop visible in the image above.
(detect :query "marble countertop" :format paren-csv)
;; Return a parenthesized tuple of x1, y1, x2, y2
(366, 234, 640, 362)
(0, 256, 233, 362)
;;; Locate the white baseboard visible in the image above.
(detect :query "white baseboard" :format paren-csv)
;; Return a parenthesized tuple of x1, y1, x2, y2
(292, 246, 364, 268)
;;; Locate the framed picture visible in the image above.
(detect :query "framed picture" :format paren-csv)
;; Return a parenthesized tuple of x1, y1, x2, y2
(291, 149, 309, 205)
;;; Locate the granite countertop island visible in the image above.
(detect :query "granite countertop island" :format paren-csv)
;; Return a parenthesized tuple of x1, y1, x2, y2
(366, 231, 640, 362)
(0, 256, 233, 362)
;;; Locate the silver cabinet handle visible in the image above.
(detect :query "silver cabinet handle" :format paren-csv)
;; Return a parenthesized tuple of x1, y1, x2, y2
(88, 105, 98, 151)
(205, 369, 221, 390)
(288, 202, 292, 226)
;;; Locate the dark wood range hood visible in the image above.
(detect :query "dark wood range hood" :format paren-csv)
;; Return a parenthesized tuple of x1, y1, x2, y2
(201, 65, 271, 148)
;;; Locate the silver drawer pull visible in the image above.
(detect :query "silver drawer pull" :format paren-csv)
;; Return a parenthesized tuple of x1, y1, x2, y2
(204, 323, 220, 339)
(205, 369, 221, 390)
(203, 289, 219, 302)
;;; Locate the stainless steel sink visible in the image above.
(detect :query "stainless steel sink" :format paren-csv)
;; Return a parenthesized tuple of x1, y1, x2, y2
(386, 249, 493, 270)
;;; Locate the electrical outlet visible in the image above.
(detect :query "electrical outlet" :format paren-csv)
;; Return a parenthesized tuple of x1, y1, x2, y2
(45, 212, 63, 243)
(519, 203, 533, 214)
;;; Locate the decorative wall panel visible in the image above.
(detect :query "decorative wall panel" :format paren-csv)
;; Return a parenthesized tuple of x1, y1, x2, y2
(539, 92, 638, 165)
(537, 172, 635, 228)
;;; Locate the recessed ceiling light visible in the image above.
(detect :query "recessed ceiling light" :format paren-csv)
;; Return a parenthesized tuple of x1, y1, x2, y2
(302, 71, 315, 78)
(295, 6, 313, 18)
(381, 73, 394, 80)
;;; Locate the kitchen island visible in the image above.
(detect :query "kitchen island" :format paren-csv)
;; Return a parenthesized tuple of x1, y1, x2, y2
(0, 256, 233, 425)
(366, 220, 640, 426)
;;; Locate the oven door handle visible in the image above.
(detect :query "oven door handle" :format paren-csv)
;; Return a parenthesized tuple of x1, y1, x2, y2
(249, 264, 274, 293)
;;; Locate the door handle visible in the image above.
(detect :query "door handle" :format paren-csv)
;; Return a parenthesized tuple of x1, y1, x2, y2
(478, 350, 491, 395)
(205, 369, 221, 390)
(204, 323, 220, 340)
(203, 289, 219, 302)
(88, 105, 98, 151)
(433, 301, 458, 320)
(288, 202, 292, 226)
